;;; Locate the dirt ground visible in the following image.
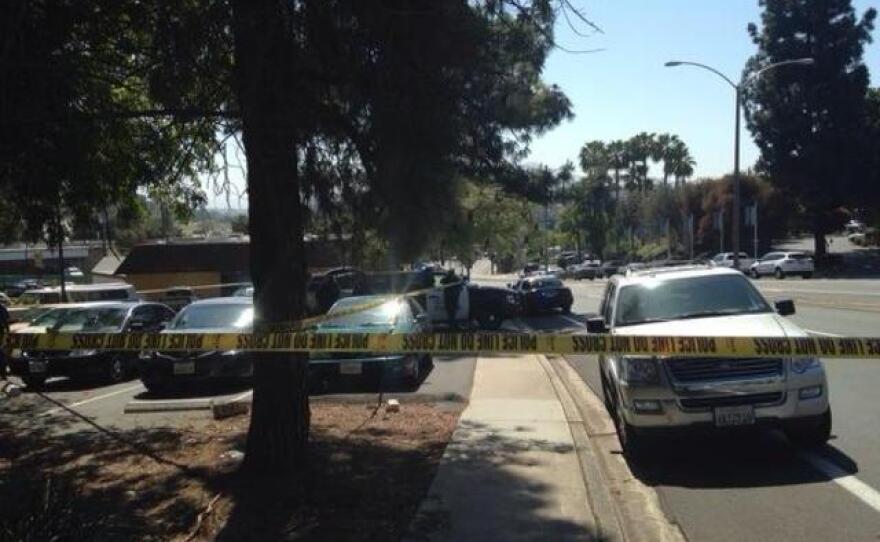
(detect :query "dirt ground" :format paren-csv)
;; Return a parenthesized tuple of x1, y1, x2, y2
(0, 401, 460, 541)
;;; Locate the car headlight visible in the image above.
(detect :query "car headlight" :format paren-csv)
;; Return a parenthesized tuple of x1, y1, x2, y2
(70, 349, 97, 357)
(620, 357, 660, 385)
(791, 357, 820, 374)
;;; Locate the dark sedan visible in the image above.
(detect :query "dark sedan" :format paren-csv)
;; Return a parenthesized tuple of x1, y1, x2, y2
(10, 301, 175, 389)
(510, 276, 573, 315)
(137, 297, 253, 393)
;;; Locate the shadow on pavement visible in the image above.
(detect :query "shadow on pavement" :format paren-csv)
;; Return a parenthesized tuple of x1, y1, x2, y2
(22, 375, 140, 394)
(132, 379, 252, 401)
(310, 359, 435, 396)
(627, 429, 858, 490)
(406, 418, 600, 541)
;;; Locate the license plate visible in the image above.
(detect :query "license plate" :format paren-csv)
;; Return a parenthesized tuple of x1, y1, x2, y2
(28, 360, 47, 373)
(339, 362, 362, 375)
(173, 361, 196, 375)
(714, 405, 756, 427)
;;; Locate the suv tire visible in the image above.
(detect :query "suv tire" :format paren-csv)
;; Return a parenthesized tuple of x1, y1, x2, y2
(606, 374, 648, 460)
(105, 358, 126, 384)
(775, 267, 786, 279)
(750, 268, 760, 279)
(477, 311, 503, 330)
(786, 409, 832, 448)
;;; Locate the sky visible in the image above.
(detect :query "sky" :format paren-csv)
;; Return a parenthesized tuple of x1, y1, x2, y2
(527, 0, 879, 178)
(207, 1, 879, 208)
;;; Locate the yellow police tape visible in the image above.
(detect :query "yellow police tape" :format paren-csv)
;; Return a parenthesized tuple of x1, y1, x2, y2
(6, 331, 880, 359)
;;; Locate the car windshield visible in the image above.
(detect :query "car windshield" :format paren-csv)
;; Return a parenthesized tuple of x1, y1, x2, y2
(320, 298, 405, 328)
(30, 308, 72, 328)
(170, 303, 253, 330)
(53, 308, 129, 332)
(615, 274, 773, 326)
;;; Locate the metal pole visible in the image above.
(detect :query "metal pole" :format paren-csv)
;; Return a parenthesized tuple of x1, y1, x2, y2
(754, 202, 759, 259)
(720, 211, 724, 253)
(732, 86, 742, 269)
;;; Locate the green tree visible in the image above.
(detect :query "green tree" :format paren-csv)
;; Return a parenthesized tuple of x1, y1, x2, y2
(743, 0, 877, 257)
(625, 132, 657, 192)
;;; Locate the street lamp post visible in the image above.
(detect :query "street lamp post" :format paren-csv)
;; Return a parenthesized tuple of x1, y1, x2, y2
(664, 58, 813, 270)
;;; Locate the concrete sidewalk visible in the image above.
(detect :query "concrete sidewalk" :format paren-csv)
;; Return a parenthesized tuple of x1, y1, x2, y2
(408, 355, 598, 541)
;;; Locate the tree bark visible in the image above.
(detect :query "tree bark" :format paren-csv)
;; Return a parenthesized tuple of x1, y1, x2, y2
(232, 0, 310, 475)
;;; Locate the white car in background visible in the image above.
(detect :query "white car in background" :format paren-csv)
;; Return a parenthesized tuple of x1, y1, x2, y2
(749, 251, 814, 279)
(711, 252, 754, 272)
(589, 266, 830, 458)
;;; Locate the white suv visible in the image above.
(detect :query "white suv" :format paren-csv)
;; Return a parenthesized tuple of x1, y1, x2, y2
(588, 266, 830, 458)
(749, 251, 814, 279)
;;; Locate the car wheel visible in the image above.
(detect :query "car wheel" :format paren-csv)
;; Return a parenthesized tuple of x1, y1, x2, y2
(786, 409, 832, 448)
(612, 389, 647, 460)
(22, 375, 46, 389)
(105, 358, 126, 384)
(775, 267, 785, 279)
(750, 268, 760, 279)
(477, 311, 503, 330)
(802, 272, 813, 279)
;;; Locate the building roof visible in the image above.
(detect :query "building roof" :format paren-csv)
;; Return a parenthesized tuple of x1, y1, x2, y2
(92, 253, 123, 276)
(116, 237, 347, 275)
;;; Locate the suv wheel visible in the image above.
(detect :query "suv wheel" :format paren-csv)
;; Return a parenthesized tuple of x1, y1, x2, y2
(106, 358, 126, 384)
(750, 268, 760, 279)
(605, 373, 648, 459)
(775, 267, 786, 279)
(787, 409, 832, 448)
(477, 311, 503, 330)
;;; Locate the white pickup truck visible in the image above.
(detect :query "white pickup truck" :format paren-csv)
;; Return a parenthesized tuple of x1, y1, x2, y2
(711, 252, 754, 272)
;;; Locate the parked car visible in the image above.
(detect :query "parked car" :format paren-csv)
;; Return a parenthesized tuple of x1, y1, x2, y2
(5, 278, 42, 298)
(588, 265, 830, 458)
(8, 304, 62, 331)
(749, 251, 814, 279)
(711, 252, 754, 272)
(10, 282, 139, 322)
(600, 260, 624, 278)
(138, 297, 254, 393)
(570, 262, 602, 280)
(423, 279, 520, 330)
(10, 301, 175, 389)
(844, 219, 865, 234)
(161, 286, 198, 312)
(510, 275, 573, 315)
(519, 263, 542, 278)
(310, 295, 433, 388)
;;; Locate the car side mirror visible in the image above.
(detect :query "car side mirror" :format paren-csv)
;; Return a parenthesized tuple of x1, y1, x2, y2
(586, 317, 607, 334)
(775, 299, 795, 316)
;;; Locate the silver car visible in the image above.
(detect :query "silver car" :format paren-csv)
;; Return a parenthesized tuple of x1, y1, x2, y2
(749, 251, 814, 279)
(588, 266, 830, 458)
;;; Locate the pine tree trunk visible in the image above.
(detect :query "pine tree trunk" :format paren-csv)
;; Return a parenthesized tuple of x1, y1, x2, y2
(232, 0, 310, 475)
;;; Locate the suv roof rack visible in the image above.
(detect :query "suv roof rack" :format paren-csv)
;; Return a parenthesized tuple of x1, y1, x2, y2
(624, 261, 715, 277)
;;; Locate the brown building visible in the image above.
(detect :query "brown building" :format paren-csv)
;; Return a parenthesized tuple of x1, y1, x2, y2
(115, 236, 349, 298)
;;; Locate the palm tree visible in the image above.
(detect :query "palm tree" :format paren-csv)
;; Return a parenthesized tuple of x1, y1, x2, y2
(606, 139, 629, 202)
(578, 140, 609, 180)
(626, 132, 657, 192)
(668, 139, 696, 186)
(656, 133, 684, 186)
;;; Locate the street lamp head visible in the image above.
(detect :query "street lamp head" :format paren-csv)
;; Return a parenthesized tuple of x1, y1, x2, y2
(664, 61, 683, 67)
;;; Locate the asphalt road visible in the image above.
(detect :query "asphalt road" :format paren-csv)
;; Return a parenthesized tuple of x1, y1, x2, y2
(478, 274, 880, 542)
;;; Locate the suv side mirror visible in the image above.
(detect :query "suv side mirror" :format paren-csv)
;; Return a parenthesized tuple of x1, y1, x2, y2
(775, 299, 795, 316)
(586, 317, 607, 334)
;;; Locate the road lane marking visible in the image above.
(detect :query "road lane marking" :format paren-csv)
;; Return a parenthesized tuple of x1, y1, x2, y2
(805, 329, 844, 338)
(41, 383, 144, 417)
(801, 452, 880, 514)
(761, 287, 880, 297)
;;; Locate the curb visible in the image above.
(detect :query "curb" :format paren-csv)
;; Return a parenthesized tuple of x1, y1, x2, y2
(541, 355, 687, 542)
